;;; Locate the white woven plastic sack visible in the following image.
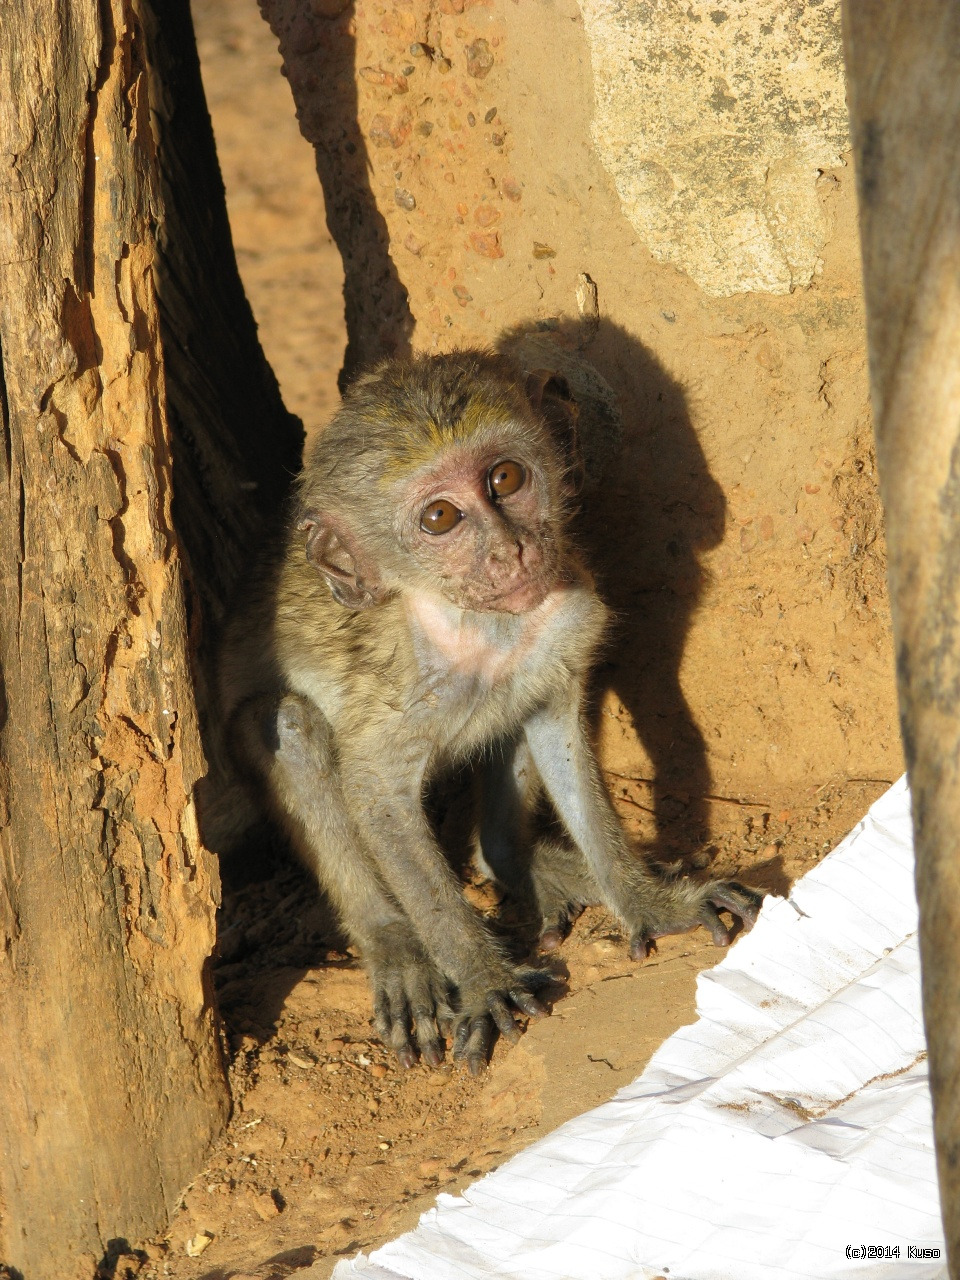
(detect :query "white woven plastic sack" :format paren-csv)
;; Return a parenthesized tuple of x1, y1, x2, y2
(331, 777, 946, 1280)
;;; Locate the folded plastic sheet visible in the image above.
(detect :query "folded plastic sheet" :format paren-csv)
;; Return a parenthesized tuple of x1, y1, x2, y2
(332, 778, 947, 1280)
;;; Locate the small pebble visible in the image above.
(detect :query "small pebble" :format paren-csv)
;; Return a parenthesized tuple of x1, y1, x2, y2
(394, 187, 417, 211)
(533, 242, 556, 259)
(252, 1191, 280, 1220)
(465, 37, 494, 78)
(474, 204, 500, 227)
(484, 106, 498, 123)
(470, 230, 504, 258)
(185, 1233, 214, 1258)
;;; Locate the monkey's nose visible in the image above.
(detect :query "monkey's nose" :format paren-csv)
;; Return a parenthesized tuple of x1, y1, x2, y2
(487, 538, 524, 568)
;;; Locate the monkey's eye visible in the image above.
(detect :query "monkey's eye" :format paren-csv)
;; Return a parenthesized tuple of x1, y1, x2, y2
(488, 460, 526, 498)
(420, 499, 463, 535)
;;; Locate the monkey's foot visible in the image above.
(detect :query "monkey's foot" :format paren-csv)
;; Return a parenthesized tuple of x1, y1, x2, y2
(627, 879, 764, 961)
(451, 967, 554, 1076)
(367, 930, 455, 1070)
(529, 837, 598, 952)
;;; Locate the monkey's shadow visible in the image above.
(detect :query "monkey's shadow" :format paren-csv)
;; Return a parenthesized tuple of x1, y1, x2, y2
(532, 316, 723, 859)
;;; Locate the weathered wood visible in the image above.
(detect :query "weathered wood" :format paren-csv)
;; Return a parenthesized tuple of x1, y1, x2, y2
(0, 1, 299, 1274)
(843, 2, 960, 1269)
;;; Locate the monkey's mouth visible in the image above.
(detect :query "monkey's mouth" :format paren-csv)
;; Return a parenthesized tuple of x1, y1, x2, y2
(480, 578, 552, 613)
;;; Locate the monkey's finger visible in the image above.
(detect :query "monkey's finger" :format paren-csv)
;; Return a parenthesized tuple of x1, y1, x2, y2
(698, 902, 731, 947)
(508, 988, 547, 1019)
(708, 881, 765, 929)
(454, 1017, 494, 1076)
(376, 982, 418, 1069)
(373, 988, 395, 1045)
(410, 1000, 444, 1068)
(452, 1016, 473, 1059)
(516, 966, 559, 994)
(487, 993, 522, 1044)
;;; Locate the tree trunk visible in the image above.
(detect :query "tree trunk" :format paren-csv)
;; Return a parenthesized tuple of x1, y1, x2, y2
(0, 2, 300, 1275)
(843, 2, 960, 1271)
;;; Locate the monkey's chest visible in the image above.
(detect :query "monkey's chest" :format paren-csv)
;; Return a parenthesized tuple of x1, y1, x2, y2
(406, 590, 600, 756)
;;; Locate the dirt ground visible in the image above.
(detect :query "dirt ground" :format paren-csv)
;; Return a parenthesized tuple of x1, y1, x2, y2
(114, 4, 902, 1278)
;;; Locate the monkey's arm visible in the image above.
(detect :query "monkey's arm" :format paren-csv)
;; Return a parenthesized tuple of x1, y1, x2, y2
(340, 737, 549, 1071)
(523, 697, 762, 957)
(232, 692, 459, 1068)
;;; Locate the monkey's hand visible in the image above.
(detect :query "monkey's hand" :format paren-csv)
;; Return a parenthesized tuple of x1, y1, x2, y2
(366, 923, 456, 1070)
(624, 877, 764, 961)
(451, 966, 554, 1076)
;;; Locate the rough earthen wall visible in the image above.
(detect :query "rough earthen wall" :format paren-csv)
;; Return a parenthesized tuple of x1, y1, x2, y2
(264, 0, 900, 827)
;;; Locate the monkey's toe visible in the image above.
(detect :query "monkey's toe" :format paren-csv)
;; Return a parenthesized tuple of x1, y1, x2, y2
(537, 900, 586, 952)
(628, 932, 656, 962)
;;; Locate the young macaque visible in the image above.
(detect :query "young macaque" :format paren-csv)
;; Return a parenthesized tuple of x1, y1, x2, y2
(219, 350, 761, 1073)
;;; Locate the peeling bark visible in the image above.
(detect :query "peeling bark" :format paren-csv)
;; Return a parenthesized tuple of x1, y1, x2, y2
(0, 2, 299, 1275)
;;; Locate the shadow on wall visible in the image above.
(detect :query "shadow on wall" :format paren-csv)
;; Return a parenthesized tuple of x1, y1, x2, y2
(504, 318, 725, 857)
(258, 0, 414, 386)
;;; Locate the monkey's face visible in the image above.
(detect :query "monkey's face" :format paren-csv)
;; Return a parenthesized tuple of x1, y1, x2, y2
(297, 351, 580, 613)
(400, 442, 567, 614)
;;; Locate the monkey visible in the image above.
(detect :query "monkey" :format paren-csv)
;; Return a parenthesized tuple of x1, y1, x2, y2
(216, 349, 762, 1075)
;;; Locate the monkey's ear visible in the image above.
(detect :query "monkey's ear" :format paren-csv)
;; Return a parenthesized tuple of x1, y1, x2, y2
(297, 511, 385, 609)
(525, 369, 585, 494)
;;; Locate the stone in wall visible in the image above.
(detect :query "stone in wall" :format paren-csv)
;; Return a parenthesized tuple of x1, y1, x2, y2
(580, 0, 849, 295)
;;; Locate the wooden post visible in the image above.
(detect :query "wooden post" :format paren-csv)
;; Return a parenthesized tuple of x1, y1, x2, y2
(0, 1, 300, 1274)
(843, 2, 960, 1269)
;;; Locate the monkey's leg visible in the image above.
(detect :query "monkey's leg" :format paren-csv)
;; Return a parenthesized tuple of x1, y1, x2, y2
(340, 738, 551, 1074)
(476, 735, 537, 885)
(524, 696, 764, 958)
(235, 693, 452, 1068)
(479, 739, 596, 951)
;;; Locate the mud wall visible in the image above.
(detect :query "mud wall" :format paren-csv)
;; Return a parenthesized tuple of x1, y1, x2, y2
(260, 0, 901, 837)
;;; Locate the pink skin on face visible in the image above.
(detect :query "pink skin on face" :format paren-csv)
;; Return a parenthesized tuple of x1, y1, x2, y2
(404, 446, 555, 613)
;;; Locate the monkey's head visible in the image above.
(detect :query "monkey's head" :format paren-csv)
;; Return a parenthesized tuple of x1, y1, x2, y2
(296, 350, 579, 614)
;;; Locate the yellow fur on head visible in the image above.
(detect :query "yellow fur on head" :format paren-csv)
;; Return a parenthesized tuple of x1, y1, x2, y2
(377, 388, 520, 481)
